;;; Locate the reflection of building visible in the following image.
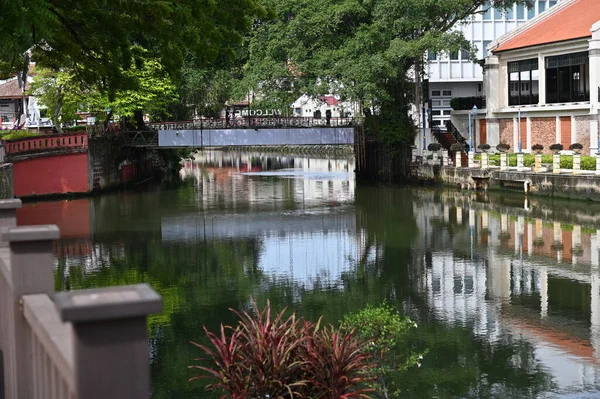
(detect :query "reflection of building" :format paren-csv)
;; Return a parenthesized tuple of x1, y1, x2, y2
(412, 191, 600, 392)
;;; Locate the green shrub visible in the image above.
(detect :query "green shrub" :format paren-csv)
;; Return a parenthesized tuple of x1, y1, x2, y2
(342, 304, 422, 398)
(190, 300, 375, 399)
(0, 130, 41, 140)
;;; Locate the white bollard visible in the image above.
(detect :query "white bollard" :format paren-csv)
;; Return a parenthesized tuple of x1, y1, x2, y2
(468, 151, 475, 168)
(433, 152, 439, 165)
(455, 152, 462, 168)
(573, 153, 581, 175)
(534, 154, 542, 173)
(442, 150, 449, 167)
(481, 153, 489, 169)
(553, 154, 561, 174)
(596, 153, 600, 176)
(517, 153, 524, 172)
(500, 153, 508, 171)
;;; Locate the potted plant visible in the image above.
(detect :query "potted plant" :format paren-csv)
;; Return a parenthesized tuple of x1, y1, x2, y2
(569, 143, 583, 154)
(477, 143, 491, 153)
(496, 143, 510, 153)
(549, 143, 563, 154)
(532, 144, 544, 154)
(450, 143, 465, 152)
(427, 143, 442, 152)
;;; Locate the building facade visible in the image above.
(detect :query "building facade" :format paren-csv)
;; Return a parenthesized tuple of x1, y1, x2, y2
(427, 1, 560, 130)
(483, 0, 600, 155)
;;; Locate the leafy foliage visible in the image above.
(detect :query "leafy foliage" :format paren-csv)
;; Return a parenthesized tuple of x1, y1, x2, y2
(532, 144, 544, 153)
(477, 143, 490, 152)
(450, 96, 486, 110)
(549, 143, 564, 153)
(342, 304, 422, 398)
(190, 300, 375, 398)
(427, 143, 442, 152)
(496, 143, 510, 152)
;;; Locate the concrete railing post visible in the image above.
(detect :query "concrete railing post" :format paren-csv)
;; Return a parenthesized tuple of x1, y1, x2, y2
(500, 153, 508, 171)
(2, 225, 60, 399)
(553, 154, 561, 174)
(468, 151, 475, 168)
(0, 199, 21, 248)
(55, 284, 162, 399)
(481, 153, 489, 169)
(573, 153, 581, 175)
(441, 150, 449, 166)
(517, 153, 524, 172)
(455, 152, 462, 168)
(432, 151, 439, 165)
(596, 153, 600, 176)
(534, 154, 542, 173)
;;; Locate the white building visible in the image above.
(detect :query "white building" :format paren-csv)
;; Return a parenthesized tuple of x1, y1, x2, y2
(291, 94, 356, 119)
(426, 1, 560, 131)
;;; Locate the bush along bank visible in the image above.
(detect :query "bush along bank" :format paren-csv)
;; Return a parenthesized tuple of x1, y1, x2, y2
(476, 154, 597, 170)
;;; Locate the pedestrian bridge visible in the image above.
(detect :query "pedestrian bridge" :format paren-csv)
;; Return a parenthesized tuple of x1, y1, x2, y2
(122, 117, 356, 148)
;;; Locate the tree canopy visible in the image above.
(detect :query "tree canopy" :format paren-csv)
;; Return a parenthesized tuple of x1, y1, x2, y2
(1, 0, 266, 93)
(241, 0, 526, 146)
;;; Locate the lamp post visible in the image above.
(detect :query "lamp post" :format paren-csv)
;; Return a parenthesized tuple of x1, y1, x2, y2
(468, 105, 478, 168)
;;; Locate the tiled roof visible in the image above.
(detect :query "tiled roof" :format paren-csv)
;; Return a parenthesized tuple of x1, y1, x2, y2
(494, 0, 600, 53)
(319, 96, 340, 106)
(0, 79, 29, 99)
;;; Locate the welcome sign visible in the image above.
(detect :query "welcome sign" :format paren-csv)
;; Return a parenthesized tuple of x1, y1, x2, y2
(234, 109, 282, 117)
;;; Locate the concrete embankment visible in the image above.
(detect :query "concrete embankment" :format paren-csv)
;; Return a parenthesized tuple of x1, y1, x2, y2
(413, 165, 600, 202)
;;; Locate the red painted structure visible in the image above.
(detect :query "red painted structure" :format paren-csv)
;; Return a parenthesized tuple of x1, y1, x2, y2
(5, 133, 88, 155)
(13, 152, 89, 197)
(17, 199, 91, 239)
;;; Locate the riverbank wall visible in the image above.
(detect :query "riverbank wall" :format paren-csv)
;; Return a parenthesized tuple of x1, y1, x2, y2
(5, 133, 166, 199)
(413, 164, 600, 202)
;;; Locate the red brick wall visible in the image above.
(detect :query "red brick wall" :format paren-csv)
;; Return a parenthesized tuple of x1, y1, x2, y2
(499, 119, 513, 149)
(530, 118, 556, 153)
(13, 152, 89, 197)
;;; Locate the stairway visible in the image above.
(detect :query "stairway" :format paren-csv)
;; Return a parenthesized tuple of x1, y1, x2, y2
(432, 121, 468, 165)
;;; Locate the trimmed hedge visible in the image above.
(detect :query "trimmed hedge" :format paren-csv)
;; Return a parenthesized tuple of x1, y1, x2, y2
(481, 154, 597, 170)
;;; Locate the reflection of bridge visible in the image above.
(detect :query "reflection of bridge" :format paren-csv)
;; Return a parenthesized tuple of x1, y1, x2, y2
(121, 117, 356, 148)
(161, 210, 355, 241)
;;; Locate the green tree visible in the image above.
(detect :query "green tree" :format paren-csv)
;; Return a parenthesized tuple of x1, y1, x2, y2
(1, 0, 266, 95)
(241, 0, 524, 148)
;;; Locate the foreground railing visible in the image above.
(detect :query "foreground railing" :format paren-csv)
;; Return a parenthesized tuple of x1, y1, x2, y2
(0, 199, 162, 399)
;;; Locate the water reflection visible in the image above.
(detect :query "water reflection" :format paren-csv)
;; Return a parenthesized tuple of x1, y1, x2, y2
(15, 151, 600, 397)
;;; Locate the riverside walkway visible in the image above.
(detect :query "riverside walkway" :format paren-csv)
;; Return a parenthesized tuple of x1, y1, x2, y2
(0, 199, 162, 399)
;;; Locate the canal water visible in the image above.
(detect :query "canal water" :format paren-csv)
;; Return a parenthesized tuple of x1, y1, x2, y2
(17, 150, 600, 398)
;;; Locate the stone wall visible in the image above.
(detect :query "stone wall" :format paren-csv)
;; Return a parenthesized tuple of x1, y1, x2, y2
(499, 119, 513, 149)
(575, 115, 591, 155)
(0, 164, 14, 199)
(88, 137, 120, 191)
(531, 117, 556, 153)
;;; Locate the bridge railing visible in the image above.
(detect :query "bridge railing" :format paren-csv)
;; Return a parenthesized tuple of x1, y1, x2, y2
(0, 199, 162, 399)
(149, 116, 355, 131)
(4, 133, 88, 156)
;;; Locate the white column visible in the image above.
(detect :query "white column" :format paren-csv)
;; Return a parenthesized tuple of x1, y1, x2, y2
(456, 207, 463, 225)
(513, 117, 518, 153)
(526, 116, 532, 152)
(528, 223, 533, 255)
(571, 115, 577, 145)
(540, 268, 548, 319)
(589, 22, 600, 153)
(443, 204, 450, 223)
(538, 53, 546, 106)
(556, 115, 561, 144)
(482, 210, 489, 230)
(554, 221, 562, 262)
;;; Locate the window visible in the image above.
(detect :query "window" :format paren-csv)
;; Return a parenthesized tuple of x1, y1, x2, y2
(478, 83, 483, 92)
(538, 0, 545, 12)
(428, 50, 437, 61)
(508, 58, 539, 106)
(505, 4, 514, 20)
(482, 1, 492, 20)
(494, 7, 503, 20)
(483, 40, 492, 57)
(442, 110, 452, 116)
(443, 90, 452, 96)
(450, 50, 459, 60)
(442, 100, 452, 106)
(545, 52, 590, 103)
(431, 120, 442, 126)
(431, 110, 442, 116)
(432, 90, 441, 97)
(549, 1, 557, 7)
(432, 100, 442, 106)
(460, 48, 470, 60)
(517, 4, 525, 19)
(527, 2, 535, 19)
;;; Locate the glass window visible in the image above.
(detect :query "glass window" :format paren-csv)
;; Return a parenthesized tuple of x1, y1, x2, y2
(517, 4, 526, 19)
(545, 52, 590, 103)
(483, 1, 492, 20)
(549, 0, 557, 7)
(538, 0, 546, 12)
(460, 48, 470, 60)
(527, 2, 535, 19)
(508, 58, 540, 106)
(494, 7, 503, 20)
(483, 40, 492, 57)
(443, 90, 452, 96)
(427, 50, 437, 61)
(431, 110, 442, 116)
(432, 100, 441, 106)
(432, 90, 441, 97)
(431, 120, 442, 126)
(450, 50, 459, 60)
(506, 4, 515, 20)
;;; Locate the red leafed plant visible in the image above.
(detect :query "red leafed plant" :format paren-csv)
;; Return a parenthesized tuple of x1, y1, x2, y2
(189, 300, 375, 398)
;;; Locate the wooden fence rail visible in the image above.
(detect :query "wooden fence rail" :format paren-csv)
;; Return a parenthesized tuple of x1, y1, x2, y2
(0, 199, 162, 399)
